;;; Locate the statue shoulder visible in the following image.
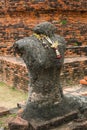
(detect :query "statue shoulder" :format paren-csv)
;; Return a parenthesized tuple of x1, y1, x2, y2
(55, 34, 67, 45)
(15, 36, 36, 48)
(14, 36, 38, 56)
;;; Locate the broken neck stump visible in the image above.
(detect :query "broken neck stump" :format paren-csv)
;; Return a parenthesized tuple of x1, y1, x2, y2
(13, 22, 80, 129)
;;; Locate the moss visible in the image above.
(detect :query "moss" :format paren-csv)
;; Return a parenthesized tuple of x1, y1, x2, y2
(60, 20, 67, 25)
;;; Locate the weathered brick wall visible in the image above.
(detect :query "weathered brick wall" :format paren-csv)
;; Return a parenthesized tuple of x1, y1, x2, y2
(61, 59, 87, 85)
(4, 0, 87, 12)
(0, 57, 28, 91)
(65, 46, 87, 57)
(0, 0, 87, 55)
(0, 56, 87, 90)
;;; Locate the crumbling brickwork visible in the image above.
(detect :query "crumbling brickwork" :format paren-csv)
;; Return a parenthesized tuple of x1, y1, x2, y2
(0, 56, 28, 91)
(61, 59, 87, 85)
(0, 0, 87, 56)
(6, 0, 87, 12)
(0, 56, 87, 90)
(65, 46, 87, 57)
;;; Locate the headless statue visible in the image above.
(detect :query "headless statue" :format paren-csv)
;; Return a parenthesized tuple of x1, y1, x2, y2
(13, 22, 66, 120)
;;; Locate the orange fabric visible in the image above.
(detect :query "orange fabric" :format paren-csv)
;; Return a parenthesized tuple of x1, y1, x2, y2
(80, 79, 87, 85)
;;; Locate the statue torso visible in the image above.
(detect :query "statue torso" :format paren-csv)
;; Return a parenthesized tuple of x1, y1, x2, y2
(15, 34, 66, 71)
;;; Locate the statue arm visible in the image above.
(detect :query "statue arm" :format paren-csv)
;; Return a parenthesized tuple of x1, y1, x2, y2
(13, 38, 29, 56)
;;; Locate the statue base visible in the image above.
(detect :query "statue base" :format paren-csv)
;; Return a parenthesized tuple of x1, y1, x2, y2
(28, 110, 78, 130)
(9, 97, 80, 130)
(22, 97, 79, 121)
(9, 95, 87, 130)
(8, 110, 78, 130)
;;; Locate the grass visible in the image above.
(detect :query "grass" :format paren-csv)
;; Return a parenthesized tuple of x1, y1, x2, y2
(0, 113, 17, 128)
(0, 81, 28, 109)
(0, 81, 28, 129)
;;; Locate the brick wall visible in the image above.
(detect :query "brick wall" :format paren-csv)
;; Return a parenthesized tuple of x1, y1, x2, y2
(65, 46, 87, 57)
(0, 56, 87, 90)
(0, 0, 87, 56)
(61, 59, 87, 86)
(2, 0, 87, 12)
(0, 57, 28, 91)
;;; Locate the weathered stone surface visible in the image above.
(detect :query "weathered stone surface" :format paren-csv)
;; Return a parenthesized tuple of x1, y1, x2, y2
(8, 91, 87, 130)
(0, 107, 9, 116)
(28, 111, 78, 130)
(71, 119, 87, 130)
(8, 110, 78, 130)
(13, 22, 66, 121)
(9, 117, 28, 130)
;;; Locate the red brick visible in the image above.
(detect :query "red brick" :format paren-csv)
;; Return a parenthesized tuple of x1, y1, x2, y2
(0, 107, 9, 116)
(8, 116, 28, 130)
(0, 1, 86, 57)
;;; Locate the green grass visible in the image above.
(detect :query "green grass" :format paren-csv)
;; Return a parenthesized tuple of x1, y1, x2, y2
(60, 20, 67, 25)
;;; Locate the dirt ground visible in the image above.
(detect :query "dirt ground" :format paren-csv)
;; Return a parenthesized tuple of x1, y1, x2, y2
(0, 82, 28, 109)
(0, 81, 28, 128)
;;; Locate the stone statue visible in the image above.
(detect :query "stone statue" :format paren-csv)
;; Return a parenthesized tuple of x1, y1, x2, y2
(13, 22, 66, 121)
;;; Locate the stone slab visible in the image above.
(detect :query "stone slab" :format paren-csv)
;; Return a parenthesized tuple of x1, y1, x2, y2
(64, 85, 87, 97)
(0, 107, 9, 116)
(9, 116, 28, 130)
(28, 110, 78, 130)
(71, 119, 87, 130)
(8, 111, 78, 130)
(50, 122, 72, 130)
